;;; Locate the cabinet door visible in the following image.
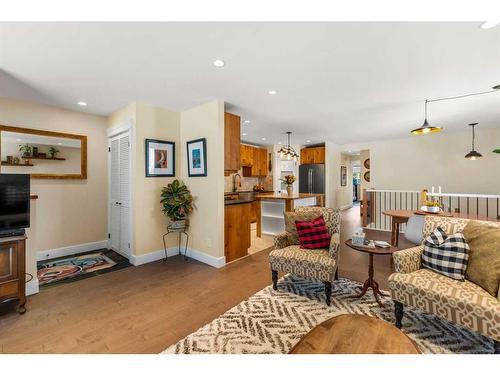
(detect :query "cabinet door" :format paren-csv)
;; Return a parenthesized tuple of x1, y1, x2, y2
(259, 148, 268, 176)
(301, 148, 313, 164)
(240, 145, 251, 166)
(251, 147, 260, 176)
(314, 147, 325, 164)
(0, 243, 18, 283)
(224, 113, 240, 172)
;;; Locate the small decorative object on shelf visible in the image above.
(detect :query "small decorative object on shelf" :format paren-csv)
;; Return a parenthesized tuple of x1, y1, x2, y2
(19, 144, 32, 158)
(160, 179, 195, 230)
(32, 146, 38, 157)
(49, 146, 60, 159)
(352, 227, 366, 246)
(281, 174, 296, 195)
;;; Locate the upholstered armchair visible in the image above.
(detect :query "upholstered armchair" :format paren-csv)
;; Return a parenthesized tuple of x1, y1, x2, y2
(269, 207, 341, 305)
(388, 216, 500, 353)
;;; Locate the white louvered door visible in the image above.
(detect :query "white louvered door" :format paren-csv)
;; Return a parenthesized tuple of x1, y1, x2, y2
(109, 132, 131, 259)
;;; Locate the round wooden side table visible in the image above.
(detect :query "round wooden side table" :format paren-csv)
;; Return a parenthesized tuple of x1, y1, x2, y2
(289, 314, 421, 354)
(345, 239, 398, 307)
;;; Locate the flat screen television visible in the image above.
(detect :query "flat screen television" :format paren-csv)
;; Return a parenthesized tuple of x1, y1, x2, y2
(0, 174, 30, 236)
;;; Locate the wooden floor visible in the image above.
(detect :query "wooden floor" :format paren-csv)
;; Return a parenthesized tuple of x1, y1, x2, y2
(0, 205, 414, 353)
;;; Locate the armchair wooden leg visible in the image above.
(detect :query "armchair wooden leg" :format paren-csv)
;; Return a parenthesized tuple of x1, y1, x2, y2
(324, 281, 332, 306)
(334, 268, 339, 281)
(394, 301, 404, 329)
(494, 340, 500, 354)
(271, 270, 278, 291)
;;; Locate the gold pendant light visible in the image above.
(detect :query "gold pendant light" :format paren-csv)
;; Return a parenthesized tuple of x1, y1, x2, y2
(465, 123, 482, 160)
(411, 100, 442, 135)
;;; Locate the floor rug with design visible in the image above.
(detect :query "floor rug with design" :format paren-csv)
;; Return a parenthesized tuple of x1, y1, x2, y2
(37, 251, 117, 286)
(162, 275, 494, 354)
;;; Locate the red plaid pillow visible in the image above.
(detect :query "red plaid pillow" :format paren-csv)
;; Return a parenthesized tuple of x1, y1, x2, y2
(295, 215, 331, 249)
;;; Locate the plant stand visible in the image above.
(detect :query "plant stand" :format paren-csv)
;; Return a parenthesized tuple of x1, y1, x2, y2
(162, 225, 189, 262)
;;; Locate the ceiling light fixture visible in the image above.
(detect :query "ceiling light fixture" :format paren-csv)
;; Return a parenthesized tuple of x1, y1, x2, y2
(77, 101, 87, 107)
(465, 123, 482, 160)
(411, 85, 500, 135)
(480, 21, 500, 29)
(213, 59, 225, 67)
(57, 143, 63, 145)
(242, 133, 247, 136)
(268, 90, 277, 95)
(278, 132, 299, 161)
(243, 120, 250, 124)
(261, 137, 266, 141)
(306, 140, 311, 143)
(16, 138, 22, 142)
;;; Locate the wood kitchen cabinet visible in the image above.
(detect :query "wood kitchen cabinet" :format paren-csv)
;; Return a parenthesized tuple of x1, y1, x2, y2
(224, 202, 251, 263)
(224, 112, 241, 173)
(301, 146, 325, 165)
(241, 144, 268, 177)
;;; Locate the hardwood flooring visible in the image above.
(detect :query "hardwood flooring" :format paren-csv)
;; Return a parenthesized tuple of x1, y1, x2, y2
(0, 205, 414, 354)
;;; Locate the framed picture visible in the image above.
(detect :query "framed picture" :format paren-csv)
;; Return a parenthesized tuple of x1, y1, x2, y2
(186, 138, 207, 177)
(341, 166, 347, 186)
(145, 139, 175, 177)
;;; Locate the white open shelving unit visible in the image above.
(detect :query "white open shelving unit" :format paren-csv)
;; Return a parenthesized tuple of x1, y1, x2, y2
(260, 197, 317, 236)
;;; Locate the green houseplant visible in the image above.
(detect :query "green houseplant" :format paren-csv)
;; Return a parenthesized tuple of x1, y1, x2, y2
(49, 147, 60, 159)
(19, 144, 32, 157)
(160, 179, 194, 229)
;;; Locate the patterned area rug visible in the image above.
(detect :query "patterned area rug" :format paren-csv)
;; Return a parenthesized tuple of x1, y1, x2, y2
(162, 275, 493, 354)
(37, 252, 116, 285)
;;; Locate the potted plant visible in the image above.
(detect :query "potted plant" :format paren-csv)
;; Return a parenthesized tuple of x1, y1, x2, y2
(281, 174, 296, 195)
(49, 147, 60, 159)
(160, 179, 194, 229)
(424, 200, 441, 213)
(19, 144, 32, 158)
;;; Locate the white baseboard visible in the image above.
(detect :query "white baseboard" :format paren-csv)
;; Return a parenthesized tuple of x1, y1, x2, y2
(26, 277, 39, 296)
(37, 240, 109, 261)
(131, 247, 225, 268)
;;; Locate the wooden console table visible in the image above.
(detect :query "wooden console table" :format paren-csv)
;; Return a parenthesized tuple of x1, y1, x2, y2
(0, 235, 27, 314)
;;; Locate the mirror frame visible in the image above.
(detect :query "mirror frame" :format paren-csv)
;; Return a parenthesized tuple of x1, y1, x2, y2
(0, 124, 87, 179)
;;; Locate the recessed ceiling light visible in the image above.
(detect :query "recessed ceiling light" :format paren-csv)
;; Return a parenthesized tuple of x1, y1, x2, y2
(242, 133, 247, 136)
(480, 21, 500, 29)
(213, 59, 225, 67)
(57, 143, 63, 145)
(306, 140, 311, 143)
(243, 120, 251, 124)
(268, 90, 277, 95)
(77, 101, 87, 107)
(261, 137, 266, 141)
(16, 138, 22, 142)
(278, 141, 282, 145)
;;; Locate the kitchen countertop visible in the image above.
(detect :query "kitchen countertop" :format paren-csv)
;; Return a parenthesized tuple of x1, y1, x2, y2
(224, 190, 273, 195)
(224, 199, 254, 206)
(256, 193, 322, 200)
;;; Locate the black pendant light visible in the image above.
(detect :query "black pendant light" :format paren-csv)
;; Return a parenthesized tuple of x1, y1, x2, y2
(411, 99, 443, 135)
(278, 132, 299, 161)
(465, 123, 482, 160)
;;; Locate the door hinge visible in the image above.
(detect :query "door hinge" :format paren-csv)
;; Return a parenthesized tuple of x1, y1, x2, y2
(128, 243, 130, 249)
(108, 147, 111, 152)
(108, 233, 110, 239)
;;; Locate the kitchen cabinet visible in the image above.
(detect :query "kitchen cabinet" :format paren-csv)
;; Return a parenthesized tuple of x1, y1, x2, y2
(224, 202, 251, 262)
(241, 144, 268, 177)
(301, 146, 325, 165)
(224, 112, 241, 173)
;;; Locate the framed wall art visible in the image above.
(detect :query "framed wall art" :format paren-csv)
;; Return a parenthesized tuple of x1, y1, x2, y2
(186, 138, 207, 177)
(145, 138, 175, 177)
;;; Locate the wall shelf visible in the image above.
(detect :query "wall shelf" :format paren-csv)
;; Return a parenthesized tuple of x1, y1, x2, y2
(22, 156, 66, 161)
(1, 161, 34, 167)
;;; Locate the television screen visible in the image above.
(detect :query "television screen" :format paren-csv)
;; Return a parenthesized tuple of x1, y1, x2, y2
(0, 174, 30, 231)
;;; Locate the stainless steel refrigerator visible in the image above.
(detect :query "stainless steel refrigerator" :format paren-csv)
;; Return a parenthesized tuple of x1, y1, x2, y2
(299, 164, 325, 194)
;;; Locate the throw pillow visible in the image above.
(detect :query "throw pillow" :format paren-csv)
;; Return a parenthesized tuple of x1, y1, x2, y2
(421, 227, 470, 280)
(295, 215, 331, 249)
(285, 210, 324, 242)
(462, 221, 500, 296)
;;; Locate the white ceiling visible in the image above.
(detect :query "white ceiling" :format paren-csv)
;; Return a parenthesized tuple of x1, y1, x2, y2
(0, 22, 499, 145)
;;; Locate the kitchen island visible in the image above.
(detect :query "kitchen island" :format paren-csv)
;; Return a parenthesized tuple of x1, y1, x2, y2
(256, 193, 322, 236)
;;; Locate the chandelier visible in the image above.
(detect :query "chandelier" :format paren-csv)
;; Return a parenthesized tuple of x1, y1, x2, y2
(278, 131, 299, 161)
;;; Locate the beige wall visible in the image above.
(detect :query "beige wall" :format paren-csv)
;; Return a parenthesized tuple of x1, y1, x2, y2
(108, 102, 181, 256)
(180, 100, 225, 260)
(0, 97, 108, 277)
(340, 128, 500, 194)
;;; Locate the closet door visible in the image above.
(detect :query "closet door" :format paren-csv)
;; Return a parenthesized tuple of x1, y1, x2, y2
(108, 133, 131, 259)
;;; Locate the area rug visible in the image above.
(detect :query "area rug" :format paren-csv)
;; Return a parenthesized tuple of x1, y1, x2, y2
(162, 275, 494, 354)
(37, 252, 116, 285)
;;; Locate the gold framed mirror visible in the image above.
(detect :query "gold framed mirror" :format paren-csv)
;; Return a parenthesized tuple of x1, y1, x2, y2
(0, 125, 87, 179)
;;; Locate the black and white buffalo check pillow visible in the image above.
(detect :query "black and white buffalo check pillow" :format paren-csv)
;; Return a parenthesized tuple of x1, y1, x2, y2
(421, 227, 470, 280)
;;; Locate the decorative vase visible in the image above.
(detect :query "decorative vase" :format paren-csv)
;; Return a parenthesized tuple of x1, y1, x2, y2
(286, 185, 293, 196)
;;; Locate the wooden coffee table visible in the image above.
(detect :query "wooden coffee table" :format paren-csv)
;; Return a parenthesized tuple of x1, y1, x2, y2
(345, 239, 398, 307)
(289, 314, 421, 354)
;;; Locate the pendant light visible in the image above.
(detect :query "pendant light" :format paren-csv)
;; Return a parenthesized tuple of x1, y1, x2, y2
(278, 132, 299, 161)
(411, 100, 443, 135)
(465, 123, 482, 160)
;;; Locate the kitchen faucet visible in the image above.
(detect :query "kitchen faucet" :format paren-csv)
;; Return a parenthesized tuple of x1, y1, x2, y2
(232, 173, 242, 192)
